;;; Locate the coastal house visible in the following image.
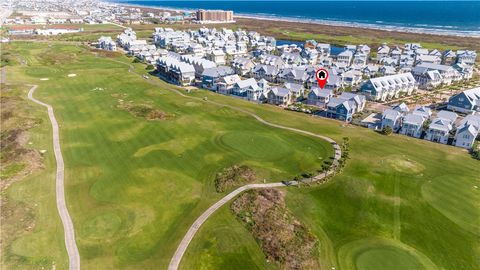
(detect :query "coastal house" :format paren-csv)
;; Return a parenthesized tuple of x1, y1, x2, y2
(325, 97, 355, 122)
(206, 50, 226, 65)
(411, 66, 443, 89)
(360, 73, 417, 101)
(454, 114, 480, 149)
(252, 64, 280, 82)
(336, 50, 353, 65)
(231, 57, 255, 75)
(97, 36, 117, 51)
(306, 87, 333, 107)
(424, 111, 457, 144)
(442, 50, 457, 65)
(284, 82, 305, 100)
(392, 102, 410, 115)
(325, 92, 366, 122)
(217, 74, 242, 95)
(277, 68, 308, 85)
(316, 43, 331, 57)
(377, 44, 390, 60)
(400, 113, 425, 138)
(456, 50, 477, 66)
(447, 87, 480, 113)
(266, 87, 292, 106)
(412, 106, 432, 119)
(179, 55, 217, 77)
(201, 66, 235, 89)
(232, 78, 262, 100)
(415, 54, 441, 65)
(259, 54, 284, 68)
(381, 109, 403, 131)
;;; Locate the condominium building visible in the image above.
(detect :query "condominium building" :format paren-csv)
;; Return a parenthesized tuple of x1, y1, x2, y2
(196, 10, 234, 23)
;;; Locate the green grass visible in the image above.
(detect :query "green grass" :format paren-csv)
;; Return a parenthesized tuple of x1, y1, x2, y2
(3, 42, 332, 269)
(0, 84, 69, 269)
(3, 41, 479, 270)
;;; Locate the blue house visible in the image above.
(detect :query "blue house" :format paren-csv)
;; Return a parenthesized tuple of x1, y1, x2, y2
(447, 87, 480, 114)
(326, 97, 354, 122)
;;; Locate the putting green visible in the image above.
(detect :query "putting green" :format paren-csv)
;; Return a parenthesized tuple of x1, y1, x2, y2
(218, 131, 291, 161)
(338, 238, 437, 270)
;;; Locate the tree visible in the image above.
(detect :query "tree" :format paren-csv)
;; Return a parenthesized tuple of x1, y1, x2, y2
(381, 126, 393, 135)
(146, 64, 155, 70)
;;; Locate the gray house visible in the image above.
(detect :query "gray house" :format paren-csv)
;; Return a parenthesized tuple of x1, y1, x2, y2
(454, 114, 480, 149)
(400, 113, 425, 138)
(424, 111, 457, 145)
(381, 109, 402, 131)
(306, 87, 333, 107)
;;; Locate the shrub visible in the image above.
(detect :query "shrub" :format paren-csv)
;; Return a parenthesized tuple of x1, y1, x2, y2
(381, 126, 393, 135)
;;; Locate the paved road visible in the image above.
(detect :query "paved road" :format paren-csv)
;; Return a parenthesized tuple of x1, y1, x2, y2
(103, 58, 342, 270)
(28, 85, 81, 270)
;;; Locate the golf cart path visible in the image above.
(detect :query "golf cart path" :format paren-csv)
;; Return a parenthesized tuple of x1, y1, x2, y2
(104, 58, 342, 270)
(28, 85, 80, 270)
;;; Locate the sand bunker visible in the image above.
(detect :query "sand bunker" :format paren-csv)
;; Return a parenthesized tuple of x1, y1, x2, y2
(40, 78, 49, 81)
(68, 74, 77, 77)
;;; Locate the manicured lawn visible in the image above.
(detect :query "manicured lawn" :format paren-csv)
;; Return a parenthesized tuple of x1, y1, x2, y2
(3, 41, 479, 270)
(3, 42, 331, 269)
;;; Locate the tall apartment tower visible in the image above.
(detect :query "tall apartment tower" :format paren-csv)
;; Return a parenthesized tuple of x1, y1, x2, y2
(196, 9, 234, 22)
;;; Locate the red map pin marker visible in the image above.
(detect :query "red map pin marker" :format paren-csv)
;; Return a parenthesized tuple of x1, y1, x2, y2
(315, 68, 329, 89)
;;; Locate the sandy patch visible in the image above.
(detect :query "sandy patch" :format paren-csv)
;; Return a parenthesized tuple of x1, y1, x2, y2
(40, 78, 49, 81)
(67, 73, 77, 77)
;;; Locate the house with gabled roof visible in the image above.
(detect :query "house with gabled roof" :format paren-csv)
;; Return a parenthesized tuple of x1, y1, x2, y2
(336, 50, 353, 65)
(381, 109, 403, 131)
(231, 57, 255, 75)
(307, 87, 333, 107)
(377, 44, 390, 60)
(447, 87, 480, 113)
(392, 102, 410, 114)
(252, 64, 279, 82)
(424, 119, 452, 144)
(284, 82, 305, 100)
(456, 50, 477, 66)
(201, 66, 234, 89)
(217, 74, 242, 95)
(325, 97, 355, 122)
(232, 78, 261, 99)
(266, 87, 292, 105)
(400, 113, 425, 138)
(454, 114, 480, 149)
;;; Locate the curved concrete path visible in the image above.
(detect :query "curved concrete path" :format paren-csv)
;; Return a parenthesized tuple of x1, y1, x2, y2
(28, 85, 80, 270)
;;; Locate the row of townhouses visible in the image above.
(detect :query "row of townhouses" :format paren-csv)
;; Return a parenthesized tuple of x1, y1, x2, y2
(381, 89, 480, 149)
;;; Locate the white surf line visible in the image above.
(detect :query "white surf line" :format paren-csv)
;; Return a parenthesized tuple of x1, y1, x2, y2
(28, 85, 80, 270)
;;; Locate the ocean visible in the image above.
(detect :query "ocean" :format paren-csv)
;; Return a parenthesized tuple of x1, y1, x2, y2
(109, 1, 480, 37)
